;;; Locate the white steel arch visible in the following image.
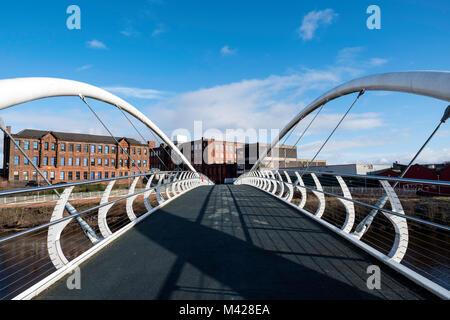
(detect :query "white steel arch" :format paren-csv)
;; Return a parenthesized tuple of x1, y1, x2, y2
(252, 71, 450, 171)
(0, 77, 196, 172)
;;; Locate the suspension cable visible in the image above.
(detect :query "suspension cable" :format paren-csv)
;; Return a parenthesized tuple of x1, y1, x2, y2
(299, 90, 365, 178)
(115, 105, 170, 171)
(79, 95, 144, 175)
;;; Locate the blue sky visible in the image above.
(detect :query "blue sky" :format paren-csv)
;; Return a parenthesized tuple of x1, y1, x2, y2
(0, 0, 449, 165)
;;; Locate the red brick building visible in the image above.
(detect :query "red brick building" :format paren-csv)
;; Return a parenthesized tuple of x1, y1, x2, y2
(150, 138, 244, 184)
(3, 127, 151, 184)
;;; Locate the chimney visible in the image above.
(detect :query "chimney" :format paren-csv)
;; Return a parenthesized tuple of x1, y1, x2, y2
(6, 126, 11, 134)
(148, 141, 156, 149)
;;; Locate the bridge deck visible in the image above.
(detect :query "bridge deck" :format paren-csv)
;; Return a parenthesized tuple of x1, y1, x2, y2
(38, 185, 435, 300)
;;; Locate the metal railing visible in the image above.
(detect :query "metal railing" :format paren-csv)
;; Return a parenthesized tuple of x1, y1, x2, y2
(235, 169, 450, 299)
(0, 171, 213, 300)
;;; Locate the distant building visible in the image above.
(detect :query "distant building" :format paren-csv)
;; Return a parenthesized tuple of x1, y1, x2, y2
(237, 143, 326, 174)
(286, 163, 391, 175)
(3, 127, 151, 184)
(150, 138, 245, 184)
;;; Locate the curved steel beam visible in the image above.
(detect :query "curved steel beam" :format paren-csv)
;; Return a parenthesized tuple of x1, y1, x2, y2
(252, 71, 450, 171)
(0, 77, 196, 172)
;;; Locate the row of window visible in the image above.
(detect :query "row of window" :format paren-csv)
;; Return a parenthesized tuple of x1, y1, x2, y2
(14, 140, 148, 155)
(14, 170, 138, 181)
(13, 156, 147, 168)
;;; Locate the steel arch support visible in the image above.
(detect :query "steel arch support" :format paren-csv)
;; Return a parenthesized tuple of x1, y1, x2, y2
(283, 171, 294, 202)
(310, 173, 326, 218)
(275, 171, 285, 198)
(379, 180, 409, 263)
(143, 175, 155, 212)
(126, 177, 140, 222)
(294, 172, 307, 209)
(47, 187, 75, 270)
(98, 180, 116, 238)
(336, 176, 355, 233)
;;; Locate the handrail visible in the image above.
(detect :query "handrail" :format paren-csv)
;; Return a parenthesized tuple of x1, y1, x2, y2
(246, 174, 450, 232)
(284, 169, 450, 187)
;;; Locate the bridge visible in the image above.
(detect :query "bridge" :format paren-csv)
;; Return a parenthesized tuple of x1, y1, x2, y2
(0, 72, 449, 300)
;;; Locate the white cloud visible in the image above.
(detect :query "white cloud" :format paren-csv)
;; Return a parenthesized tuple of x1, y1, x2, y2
(220, 45, 237, 56)
(297, 9, 338, 41)
(86, 39, 107, 50)
(102, 86, 168, 100)
(76, 64, 93, 72)
(152, 24, 165, 37)
(369, 57, 389, 67)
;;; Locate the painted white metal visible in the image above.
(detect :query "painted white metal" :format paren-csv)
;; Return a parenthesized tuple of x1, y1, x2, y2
(0, 77, 196, 172)
(294, 172, 307, 209)
(275, 171, 285, 198)
(143, 175, 155, 212)
(98, 180, 116, 238)
(252, 71, 450, 171)
(47, 187, 75, 270)
(310, 173, 326, 218)
(156, 175, 165, 205)
(126, 177, 140, 222)
(336, 176, 355, 233)
(379, 180, 409, 263)
(283, 171, 294, 202)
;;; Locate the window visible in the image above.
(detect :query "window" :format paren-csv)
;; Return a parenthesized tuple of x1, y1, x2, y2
(138, 148, 141, 155)
(83, 158, 88, 166)
(125, 159, 128, 167)
(91, 172, 95, 180)
(120, 172, 123, 177)
(144, 149, 147, 155)
(138, 160, 141, 167)
(24, 157, 29, 165)
(14, 172, 19, 181)
(132, 148, 136, 155)
(23, 172, 29, 181)
(76, 172, 81, 180)
(111, 172, 116, 178)
(98, 145, 103, 154)
(50, 171, 55, 180)
(24, 141, 30, 150)
(84, 144, 89, 153)
(33, 157, 38, 166)
(60, 172, 65, 180)
(68, 144, 74, 152)
(32, 172, 37, 181)
(97, 158, 102, 166)
(14, 156, 20, 165)
(98, 172, 102, 179)
(143, 160, 147, 167)
(68, 172, 73, 180)
(84, 172, 88, 180)
(15, 141, 21, 150)
(61, 143, 66, 152)
(76, 158, 81, 166)
(111, 146, 116, 154)
(120, 159, 123, 167)
(33, 142, 38, 150)
(51, 158, 56, 166)
(112, 159, 116, 167)
(68, 158, 73, 166)
(105, 146, 109, 154)
(43, 171, 48, 179)
(105, 172, 109, 179)
(91, 145, 96, 153)
(105, 159, 109, 166)
(91, 158, 95, 166)
(150, 151, 154, 157)
(51, 143, 56, 151)
(76, 144, 81, 152)
(44, 142, 49, 150)
(120, 148, 124, 154)
(60, 157, 65, 166)
(43, 157, 48, 166)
